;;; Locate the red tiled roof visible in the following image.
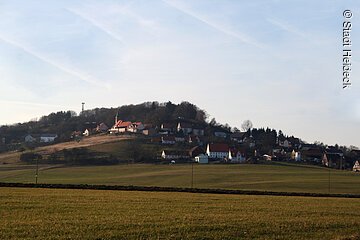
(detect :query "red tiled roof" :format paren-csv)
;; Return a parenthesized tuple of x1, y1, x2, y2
(115, 121, 132, 128)
(208, 143, 229, 152)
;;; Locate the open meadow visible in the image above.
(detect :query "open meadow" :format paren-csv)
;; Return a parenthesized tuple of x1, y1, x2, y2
(0, 187, 359, 240)
(1, 163, 359, 194)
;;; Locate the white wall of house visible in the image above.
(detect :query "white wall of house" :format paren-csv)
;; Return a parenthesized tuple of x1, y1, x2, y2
(353, 161, 360, 172)
(279, 140, 291, 148)
(229, 150, 245, 162)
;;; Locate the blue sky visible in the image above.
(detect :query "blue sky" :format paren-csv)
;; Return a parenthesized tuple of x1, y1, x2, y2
(0, 0, 359, 147)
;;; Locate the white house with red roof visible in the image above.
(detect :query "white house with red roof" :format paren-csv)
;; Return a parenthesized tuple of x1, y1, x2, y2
(110, 120, 132, 134)
(206, 143, 229, 159)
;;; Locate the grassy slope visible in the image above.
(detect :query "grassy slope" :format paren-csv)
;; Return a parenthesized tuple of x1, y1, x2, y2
(0, 187, 359, 240)
(1, 163, 359, 194)
(0, 134, 133, 164)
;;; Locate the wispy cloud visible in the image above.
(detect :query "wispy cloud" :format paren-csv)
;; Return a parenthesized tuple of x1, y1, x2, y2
(0, 34, 106, 88)
(66, 8, 125, 43)
(162, 0, 265, 49)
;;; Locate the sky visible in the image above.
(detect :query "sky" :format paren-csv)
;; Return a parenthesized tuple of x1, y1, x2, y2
(0, 0, 359, 147)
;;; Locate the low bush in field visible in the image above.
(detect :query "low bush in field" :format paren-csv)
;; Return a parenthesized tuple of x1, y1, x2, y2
(19, 152, 42, 164)
(20, 148, 119, 165)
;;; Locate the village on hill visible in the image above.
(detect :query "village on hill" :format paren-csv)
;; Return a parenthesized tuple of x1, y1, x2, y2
(12, 114, 360, 172)
(0, 102, 359, 171)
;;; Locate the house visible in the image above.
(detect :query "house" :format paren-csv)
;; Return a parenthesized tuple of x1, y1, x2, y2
(96, 123, 109, 133)
(353, 161, 360, 172)
(279, 139, 292, 148)
(301, 146, 324, 163)
(24, 134, 37, 143)
(322, 147, 344, 169)
(187, 135, 203, 145)
(230, 132, 247, 143)
(288, 137, 301, 148)
(272, 148, 287, 161)
(142, 128, 156, 136)
(206, 143, 229, 159)
(161, 136, 176, 145)
(195, 154, 209, 164)
(110, 120, 132, 133)
(128, 122, 145, 133)
(177, 122, 193, 135)
(40, 134, 58, 143)
(229, 148, 246, 162)
(160, 123, 175, 134)
(214, 131, 227, 138)
(83, 129, 90, 137)
(161, 150, 189, 160)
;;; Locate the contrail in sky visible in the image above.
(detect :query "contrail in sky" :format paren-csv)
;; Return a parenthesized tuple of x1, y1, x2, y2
(67, 8, 125, 43)
(162, 0, 265, 49)
(0, 34, 105, 88)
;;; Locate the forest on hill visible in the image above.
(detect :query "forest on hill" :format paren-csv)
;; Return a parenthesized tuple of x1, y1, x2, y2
(0, 101, 208, 144)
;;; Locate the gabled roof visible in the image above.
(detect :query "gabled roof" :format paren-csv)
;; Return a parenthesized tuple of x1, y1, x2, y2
(325, 147, 344, 155)
(208, 143, 229, 152)
(98, 123, 109, 128)
(230, 132, 247, 139)
(115, 121, 132, 128)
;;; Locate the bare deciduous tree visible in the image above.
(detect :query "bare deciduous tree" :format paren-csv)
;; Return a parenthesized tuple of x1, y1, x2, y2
(241, 120, 253, 132)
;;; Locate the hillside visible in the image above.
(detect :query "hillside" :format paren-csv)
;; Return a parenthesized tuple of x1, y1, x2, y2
(0, 100, 358, 169)
(0, 101, 208, 145)
(0, 134, 133, 164)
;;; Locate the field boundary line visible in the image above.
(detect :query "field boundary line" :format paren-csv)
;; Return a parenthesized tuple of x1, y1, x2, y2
(1, 182, 360, 198)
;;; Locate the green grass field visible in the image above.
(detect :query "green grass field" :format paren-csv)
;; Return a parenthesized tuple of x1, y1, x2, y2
(1, 162, 359, 194)
(0, 187, 359, 240)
